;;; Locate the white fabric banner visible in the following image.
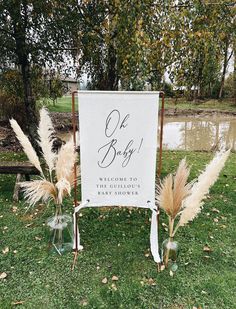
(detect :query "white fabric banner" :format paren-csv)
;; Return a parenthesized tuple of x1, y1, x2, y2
(78, 91, 159, 207)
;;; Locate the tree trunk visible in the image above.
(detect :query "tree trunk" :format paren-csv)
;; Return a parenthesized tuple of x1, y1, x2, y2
(13, 6, 40, 153)
(106, 44, 118, 90)
(21, 59, 40, 153)
(219, 39, 229, 99)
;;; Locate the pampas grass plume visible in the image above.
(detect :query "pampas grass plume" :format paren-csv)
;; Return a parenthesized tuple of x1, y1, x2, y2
(56, 178, 71, 204)
(173, 158, 191, 218)
(157, 159, 191, 220)
(21, 180, 57, 206)
(158, 174, 174, 217)
(38, 107, 57, 177)
(177, 149, 231, 228)
(56, 136, 77, 182)
(10, 119, 43, 175)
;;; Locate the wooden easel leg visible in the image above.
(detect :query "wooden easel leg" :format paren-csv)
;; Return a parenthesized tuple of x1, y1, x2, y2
(71, 250, 78, 271)
(13, 173, 22, 202)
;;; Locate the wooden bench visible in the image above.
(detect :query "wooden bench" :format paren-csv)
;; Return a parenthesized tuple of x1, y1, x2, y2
(0, 161, 40, 202)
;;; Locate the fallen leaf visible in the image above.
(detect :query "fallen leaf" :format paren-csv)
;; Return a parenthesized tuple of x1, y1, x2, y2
(101, 277, 108, 284)
(111, 283, 117, 291)
(148, 278, 156, 286)
(2, 247, 9, 254)
(12, 206, 18, 213)
(112, 275, 118, 281)
(161, 223, 168, 227)
(144, 253, 150, 258)
(0, 272, 7, 279)
(169, 270, 174, 277)
(203, 245, 212, 253)
(12, 301, 25, 305)
(211, 208, 220, 213)
(35, 236, 42, 241)
(213, 218, 219, 223)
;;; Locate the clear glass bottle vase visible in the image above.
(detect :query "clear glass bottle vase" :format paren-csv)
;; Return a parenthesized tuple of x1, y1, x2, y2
(162, 237, 179, 270)
(46, 204, 73, 255)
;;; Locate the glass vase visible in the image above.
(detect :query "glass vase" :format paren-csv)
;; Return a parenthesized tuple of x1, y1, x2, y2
(46, 205, 73, 255)
(162, 237, 179, 271)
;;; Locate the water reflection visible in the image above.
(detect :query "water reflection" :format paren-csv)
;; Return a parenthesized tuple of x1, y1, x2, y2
(162, 117, 236, 151)
(58, 116, 236, 151)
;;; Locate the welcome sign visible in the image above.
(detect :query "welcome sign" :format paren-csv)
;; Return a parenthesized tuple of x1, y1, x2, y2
(78, 91, 159, 207)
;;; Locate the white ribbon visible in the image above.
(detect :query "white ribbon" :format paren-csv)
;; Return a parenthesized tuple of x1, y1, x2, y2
(73, 200, 89, 250)
(150, 205, 161, 263)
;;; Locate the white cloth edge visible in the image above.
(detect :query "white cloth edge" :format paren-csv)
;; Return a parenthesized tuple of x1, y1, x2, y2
(73, 201, 89, 250)
(150, 205, 161, 263)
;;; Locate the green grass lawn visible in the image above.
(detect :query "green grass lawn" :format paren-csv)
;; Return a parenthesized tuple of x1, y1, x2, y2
(38, 96, 236, 114)
(165, 98, 236, 112)
(0, 150, 236, 308)
(38, 96, 77, 113)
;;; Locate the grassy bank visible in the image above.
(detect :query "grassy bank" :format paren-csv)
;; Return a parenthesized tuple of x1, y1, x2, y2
(0, 151, 236, 309)
(165, 98, 236, 112)
(40, 96, 236, 114)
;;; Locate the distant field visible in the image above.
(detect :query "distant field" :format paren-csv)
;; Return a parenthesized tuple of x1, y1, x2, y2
(38, 96, 76, 113)
(38, 96, 236, 114)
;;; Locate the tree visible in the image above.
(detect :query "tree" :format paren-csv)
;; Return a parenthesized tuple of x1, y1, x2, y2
(48, 74, 64, 106)
(0, 0, 78, 149)
(77, 0, 173, 91)
(168, 1, 235, 100)
(217, 2, 235, 99)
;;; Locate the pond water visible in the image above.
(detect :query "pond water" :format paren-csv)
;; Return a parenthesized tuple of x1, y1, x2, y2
(162, 116, 236, 151)
(58, 116, 236, 151)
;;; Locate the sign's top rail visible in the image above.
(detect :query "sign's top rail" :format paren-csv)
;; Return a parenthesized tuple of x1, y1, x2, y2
(77, 90, 160, 95)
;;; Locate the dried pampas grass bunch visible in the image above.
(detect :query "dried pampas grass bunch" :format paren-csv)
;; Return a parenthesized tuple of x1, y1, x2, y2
(10, 107, 79, 208)
(156, 158, 192, 238)
(157, 150, 231, 238)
